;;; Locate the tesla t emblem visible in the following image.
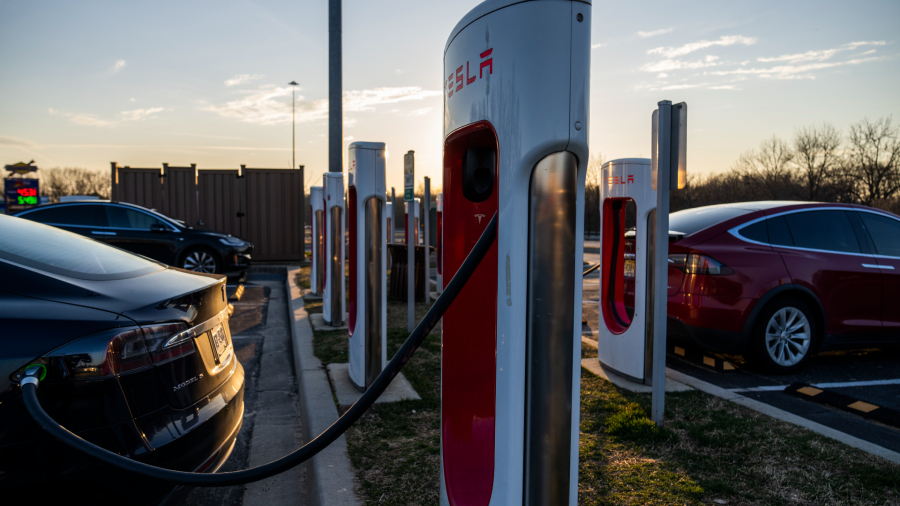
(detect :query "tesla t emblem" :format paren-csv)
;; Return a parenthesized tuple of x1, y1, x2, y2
(475, 214, 486, 223)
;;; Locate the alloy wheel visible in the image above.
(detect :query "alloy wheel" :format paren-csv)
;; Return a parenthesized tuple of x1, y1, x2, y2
(764, 307, 811, 367)
(183, 251, 217, 273)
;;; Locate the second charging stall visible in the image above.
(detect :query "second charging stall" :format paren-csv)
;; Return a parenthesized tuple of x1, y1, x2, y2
(347, 142, 388, 391)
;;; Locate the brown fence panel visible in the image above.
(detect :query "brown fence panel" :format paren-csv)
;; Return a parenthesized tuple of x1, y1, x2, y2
(115, 166, 163, 211)
(198, 170, 244, 238)
(243, 168, 303, 261)
(162, 164, 198, 225)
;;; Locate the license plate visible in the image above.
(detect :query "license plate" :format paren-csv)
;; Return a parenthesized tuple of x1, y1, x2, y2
(209, 324, 230, 364)
(624, 259, 636, 278)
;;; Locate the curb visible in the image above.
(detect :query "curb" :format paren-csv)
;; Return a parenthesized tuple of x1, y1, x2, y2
(286, 268, 363, 506)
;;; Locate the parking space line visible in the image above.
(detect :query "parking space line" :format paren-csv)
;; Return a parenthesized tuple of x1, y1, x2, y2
(731, 378, 900, 393)
(784, 382, 900, 430)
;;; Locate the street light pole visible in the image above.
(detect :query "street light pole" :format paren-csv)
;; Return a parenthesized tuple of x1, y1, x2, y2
(289, 81, 298, 169)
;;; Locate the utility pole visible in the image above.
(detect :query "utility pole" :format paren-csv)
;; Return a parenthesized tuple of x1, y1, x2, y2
(328, 0, 342, 173)
(289, 81, 298, 169)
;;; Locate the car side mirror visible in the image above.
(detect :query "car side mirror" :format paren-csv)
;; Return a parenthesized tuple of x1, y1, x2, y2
(150, 223, 170, 233)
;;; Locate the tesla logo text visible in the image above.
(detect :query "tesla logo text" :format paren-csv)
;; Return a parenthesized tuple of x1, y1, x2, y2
(606, 175, 635, 186)
(448, 48, 493, 98)
(173, 374, 203, 392)
(475, 214, 486, 223)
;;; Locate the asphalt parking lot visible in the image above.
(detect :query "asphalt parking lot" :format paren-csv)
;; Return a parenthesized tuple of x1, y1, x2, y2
(581, 248, 900, 456)
(171, 274, 308, 506)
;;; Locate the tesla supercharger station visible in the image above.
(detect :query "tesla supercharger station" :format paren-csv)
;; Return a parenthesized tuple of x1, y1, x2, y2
(347, 142, 388, 391)
(441, 1, 590, 504)
(404, 198, 420, 245)
(597, 159, 656, 383)
(322, 172, 345, 327)
(310, 186, 325, 296)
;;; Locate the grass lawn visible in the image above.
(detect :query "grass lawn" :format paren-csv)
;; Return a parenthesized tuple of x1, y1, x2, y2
(298, 267, 900, 505)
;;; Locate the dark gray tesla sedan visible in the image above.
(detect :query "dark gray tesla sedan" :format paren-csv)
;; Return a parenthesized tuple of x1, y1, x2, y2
(0, 213, 245, 504)
(16, 200, 252, 277)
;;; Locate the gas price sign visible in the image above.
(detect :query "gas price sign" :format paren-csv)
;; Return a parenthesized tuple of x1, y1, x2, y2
(5, 178, 40, 214)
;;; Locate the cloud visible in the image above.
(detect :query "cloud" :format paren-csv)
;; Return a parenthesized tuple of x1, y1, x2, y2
(120, 107, 166, 121)
(409, 107, 432, 116)
(637, 28, 673, 38)
(591, 43, 607, 49)
(0, 135, 36, 147)
(648, 35, 756, 58)
(709, 55, 884, 80)
(112, 60, 126, 73)
(641, 57, 721, 73)
(225, 74, 264, 86)
(48, 106, 167, 126)
(709, 85, 740, 90)
(202, 84, 439, 125)
(756, 40, 885, 63)
(657, 73, 668, 78)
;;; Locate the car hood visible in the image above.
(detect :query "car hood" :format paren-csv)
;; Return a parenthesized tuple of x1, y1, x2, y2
(0, 261, 227, 327)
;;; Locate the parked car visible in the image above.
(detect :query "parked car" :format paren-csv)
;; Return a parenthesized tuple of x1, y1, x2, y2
(15, 200, 252, 277)
(623, 201, 900, 373)
(0, 213, 244, 504)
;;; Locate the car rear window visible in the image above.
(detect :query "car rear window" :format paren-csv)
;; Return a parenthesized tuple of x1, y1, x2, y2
(0, 214, 164, 280)
(858, 212, 900, 258)
(18, 204, 108, 227)
(669, 207, 755, 236)
(783, 210, 860, 254)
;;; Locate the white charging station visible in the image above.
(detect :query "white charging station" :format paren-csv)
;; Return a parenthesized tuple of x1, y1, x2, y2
(597, 158, 657, 383)
(310, 186, 325, 296)
(441, 1, 590, 504)
(323, 172, 345, 327)
(347, 142, 388, 391)
(404, 198, 420, 245)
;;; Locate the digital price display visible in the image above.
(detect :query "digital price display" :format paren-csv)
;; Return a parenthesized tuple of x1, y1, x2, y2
(4, 178, 40, 214)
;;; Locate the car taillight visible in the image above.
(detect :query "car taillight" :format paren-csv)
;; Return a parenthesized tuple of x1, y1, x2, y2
(11, 323, 197, 383)
(141, 322, 196, 364)
(38, 327, 153, 380)
(668, 253, 734, 275)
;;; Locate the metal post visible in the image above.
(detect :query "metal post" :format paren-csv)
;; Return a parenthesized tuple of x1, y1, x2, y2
(423, 176, 431, 304)
(390, 187, 396, 243)
(651, 100, 672, 425)
(404, 152, 415, 333)
(289, 81, 298, 170)
(328, 0, 342, 173)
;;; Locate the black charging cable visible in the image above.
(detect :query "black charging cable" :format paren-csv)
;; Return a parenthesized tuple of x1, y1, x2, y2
(20, 212, 498, 487)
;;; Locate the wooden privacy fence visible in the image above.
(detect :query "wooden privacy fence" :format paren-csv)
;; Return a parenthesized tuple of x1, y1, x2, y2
(110, 163, 305, 261)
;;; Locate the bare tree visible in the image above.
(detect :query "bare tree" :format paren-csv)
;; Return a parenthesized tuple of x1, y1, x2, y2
(730, 136, 798, 200)
(793, 123, 842, 201)
(584, 153, 605, 237)
(845, 117, 900, 205)
(39, 167, 111, 203)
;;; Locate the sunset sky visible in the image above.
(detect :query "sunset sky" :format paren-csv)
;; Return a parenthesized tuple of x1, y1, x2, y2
(1, 0, 897, 193)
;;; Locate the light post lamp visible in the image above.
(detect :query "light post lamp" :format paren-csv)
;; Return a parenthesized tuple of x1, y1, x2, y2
(289, 80, 298, 169)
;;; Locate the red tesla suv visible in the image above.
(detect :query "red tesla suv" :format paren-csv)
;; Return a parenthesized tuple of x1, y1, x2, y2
(624, 201, 899, 373)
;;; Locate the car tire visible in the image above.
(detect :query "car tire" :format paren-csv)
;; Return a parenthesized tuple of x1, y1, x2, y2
(181, 247, 221, 274)
(748, 296, 818, 373)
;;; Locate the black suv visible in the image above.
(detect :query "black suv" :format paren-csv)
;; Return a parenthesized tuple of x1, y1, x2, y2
(17, 201, 252, 277)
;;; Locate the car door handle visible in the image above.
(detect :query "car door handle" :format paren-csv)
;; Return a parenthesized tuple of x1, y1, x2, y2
(862, 263, 894, 270)
(91, 231, 116, 236)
